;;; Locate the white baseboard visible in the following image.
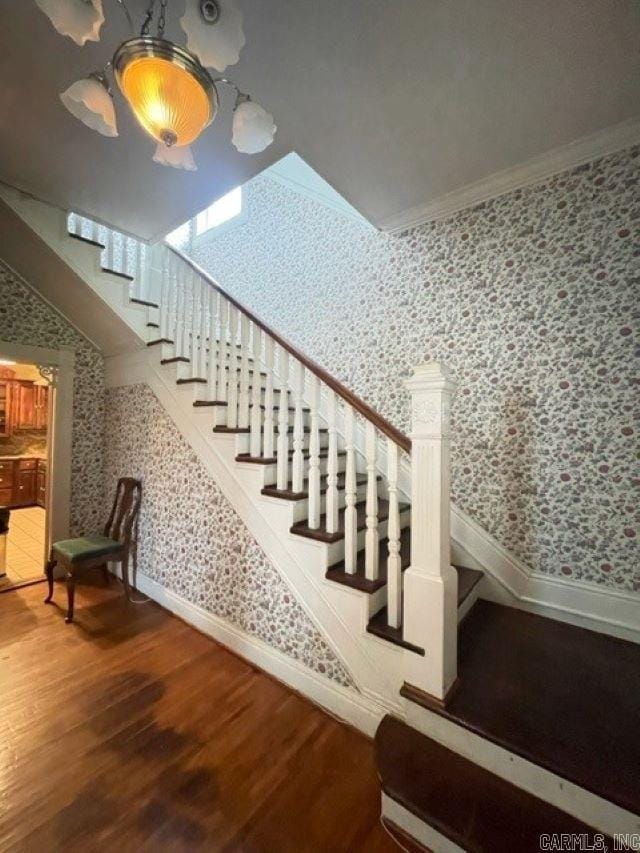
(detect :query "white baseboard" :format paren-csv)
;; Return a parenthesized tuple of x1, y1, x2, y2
(133, 570, 389, 737)
(451, 505, 640, 643)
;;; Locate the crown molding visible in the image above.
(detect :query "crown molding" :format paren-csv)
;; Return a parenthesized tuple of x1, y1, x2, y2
(379, 117, 640, 234)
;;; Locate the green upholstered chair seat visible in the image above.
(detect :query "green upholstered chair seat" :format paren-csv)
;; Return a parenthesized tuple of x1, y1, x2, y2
(52, 534, 122, 563)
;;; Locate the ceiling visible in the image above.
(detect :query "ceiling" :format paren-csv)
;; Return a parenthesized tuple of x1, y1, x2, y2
(0, 1, 638, 242)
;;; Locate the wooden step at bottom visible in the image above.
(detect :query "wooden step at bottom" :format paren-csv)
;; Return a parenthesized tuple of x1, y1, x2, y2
(366, 566, 482, 652)
(375, 715, 613, 853)
(401, 599, 640, 814)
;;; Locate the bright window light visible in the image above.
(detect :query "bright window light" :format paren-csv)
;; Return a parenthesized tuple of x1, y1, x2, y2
(195, 187, 242, 235)
(165, 220, 191, 248)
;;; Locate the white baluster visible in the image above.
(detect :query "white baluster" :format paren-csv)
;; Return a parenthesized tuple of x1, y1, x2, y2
(307, 374, 321, 527)
(90, 219, 100, 244)
(386, 439, 402, 629)
(291, 361, 305, 493)
(176, 266, 187, 359)
(189, 272, 199, 377)
(365, 422, 379, 581)
(226, 306, 240, 428)
(134, 241, 143, 300)
(238, 314, 251, 429)
(325, 389, 339, 534)
(198, 280, 208, 379)
(158, 248, 169, 340)
(217, 297, 229, 403)
(249, 326, 263, 457)
(168, 251, 178, 345)
(276, 349, 290, 489)
(263, 337, 275, 459)
(206, 288, 218, 398)
(344, 406, 358, 574)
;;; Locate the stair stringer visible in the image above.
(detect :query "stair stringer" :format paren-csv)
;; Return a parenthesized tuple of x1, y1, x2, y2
(0, 186, 150, 353)
(106, 346, 411, 726)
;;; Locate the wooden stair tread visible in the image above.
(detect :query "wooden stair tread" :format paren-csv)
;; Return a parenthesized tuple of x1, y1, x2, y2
(365, 566, 482, 651)
(261, 473, 375, 502)
(375, 716, 613, 853)
(147, 338, 173, 346)
(131, 297, 159, 308)
(68, 232, 105, 249)
(101, 266, 133, 281)
(402, 599, 640, 813)
(367, 607, 424, 654)
(326, 526, 411, 593)
(235, 450, 347, 466)
(290, 499, 409, 544)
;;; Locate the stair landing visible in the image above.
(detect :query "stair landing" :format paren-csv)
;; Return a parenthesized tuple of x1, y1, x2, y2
(403, 599, 640, 814)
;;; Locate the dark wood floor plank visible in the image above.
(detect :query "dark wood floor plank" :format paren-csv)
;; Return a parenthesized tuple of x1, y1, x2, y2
(1, 581, 396, 852)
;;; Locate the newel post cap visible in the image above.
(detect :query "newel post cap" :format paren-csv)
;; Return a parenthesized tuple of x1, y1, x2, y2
(404, 362, 457, 395)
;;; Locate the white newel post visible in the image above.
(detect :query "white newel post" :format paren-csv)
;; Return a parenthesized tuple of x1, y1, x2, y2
(402, 362, 458, 701)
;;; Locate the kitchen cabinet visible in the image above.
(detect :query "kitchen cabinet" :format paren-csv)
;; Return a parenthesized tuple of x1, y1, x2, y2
(0, 458, 45, 508)
(37, 460, 47, 508)
(0, 381, 11, 437)
(0, 460, 12, 506)
(13, 381, 37, 430)
(35, 385, 49, 430)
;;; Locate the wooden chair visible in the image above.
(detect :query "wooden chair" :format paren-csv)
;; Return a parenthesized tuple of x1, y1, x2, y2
(44, 478, 142, 623)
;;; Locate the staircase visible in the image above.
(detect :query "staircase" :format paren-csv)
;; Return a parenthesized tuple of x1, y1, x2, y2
(1, 190, 638, 850)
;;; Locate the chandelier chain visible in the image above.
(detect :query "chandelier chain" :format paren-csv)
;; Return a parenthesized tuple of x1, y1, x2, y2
(140, 0, 157, 37)
(158, 0, 169, 37)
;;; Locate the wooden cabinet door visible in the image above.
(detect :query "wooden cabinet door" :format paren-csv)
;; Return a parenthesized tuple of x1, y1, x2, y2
(14, 468, 36, 506)
(0, 381, 11, 437)
(14, 382, 37, 430)
(0, 460, 13, 506)
(37, 466, 46, 508)
(35, 385, 49, 430)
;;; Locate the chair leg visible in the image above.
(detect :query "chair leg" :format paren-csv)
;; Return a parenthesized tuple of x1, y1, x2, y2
(65, 571, 76, 624)
(44, 554, 57, 604)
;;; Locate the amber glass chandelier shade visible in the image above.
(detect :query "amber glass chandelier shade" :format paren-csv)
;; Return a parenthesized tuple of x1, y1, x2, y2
(114, 39, 216, 147)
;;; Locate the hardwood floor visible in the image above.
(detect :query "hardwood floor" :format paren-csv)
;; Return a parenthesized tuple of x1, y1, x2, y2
(0, 577, 403, 852)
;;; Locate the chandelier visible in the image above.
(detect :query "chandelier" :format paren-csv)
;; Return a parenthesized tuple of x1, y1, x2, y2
(37, 0, 277, 171)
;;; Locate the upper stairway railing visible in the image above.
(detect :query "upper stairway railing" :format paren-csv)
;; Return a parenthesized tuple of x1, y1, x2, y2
(68, 211, 459, 702)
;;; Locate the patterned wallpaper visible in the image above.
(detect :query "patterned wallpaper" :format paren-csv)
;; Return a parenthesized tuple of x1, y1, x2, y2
(103, 383, 354, 687)
(0, 262, 105, 535)
(190, 147, 640, 593)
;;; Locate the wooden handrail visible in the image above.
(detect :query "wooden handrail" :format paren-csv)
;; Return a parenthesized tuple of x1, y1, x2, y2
(165, 243, 411, 453)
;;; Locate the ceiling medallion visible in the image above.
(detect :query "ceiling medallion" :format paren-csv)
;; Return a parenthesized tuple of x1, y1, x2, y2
(41, 0, 276, 171)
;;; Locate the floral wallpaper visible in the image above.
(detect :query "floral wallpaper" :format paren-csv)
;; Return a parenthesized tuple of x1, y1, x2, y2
(103, 383, 354, 687)
(0, 261, 105, 535)
(190, 147, 640, 593)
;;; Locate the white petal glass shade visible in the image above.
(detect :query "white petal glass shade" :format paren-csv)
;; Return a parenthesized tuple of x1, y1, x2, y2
(232, 101, 277, 154)
(153, 143, 197, 171)
(35, 0, 104, 46)
(60, 77, 118, 137)
(180, 0, 245, 72)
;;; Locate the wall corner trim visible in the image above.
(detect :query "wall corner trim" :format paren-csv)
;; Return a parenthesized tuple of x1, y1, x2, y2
(379, 117, 640, 233)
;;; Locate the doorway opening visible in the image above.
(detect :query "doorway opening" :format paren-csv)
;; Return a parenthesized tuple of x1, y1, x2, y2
(0, 360, 52, 591)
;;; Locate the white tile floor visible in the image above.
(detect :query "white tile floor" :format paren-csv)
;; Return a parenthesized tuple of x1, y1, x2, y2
(1, 506, 46, 587)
